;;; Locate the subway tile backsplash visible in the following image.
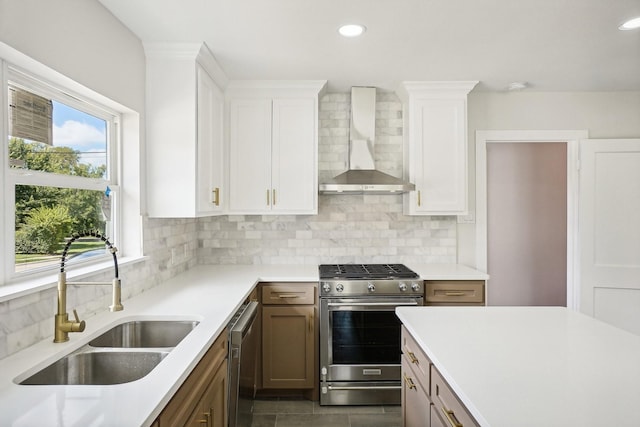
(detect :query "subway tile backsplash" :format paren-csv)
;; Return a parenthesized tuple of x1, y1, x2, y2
(0, 217, 197, 359)
(197, 92, 456, 265)
(0, 91, 456, 359)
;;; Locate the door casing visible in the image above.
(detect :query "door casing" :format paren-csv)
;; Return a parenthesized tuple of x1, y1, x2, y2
(475, 130, 588, 310)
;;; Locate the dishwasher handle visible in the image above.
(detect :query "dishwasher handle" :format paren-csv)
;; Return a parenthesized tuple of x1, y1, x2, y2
(229, 301, 258, 346)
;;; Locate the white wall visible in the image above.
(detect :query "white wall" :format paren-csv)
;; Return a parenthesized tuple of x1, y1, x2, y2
(0, 0, 144, 112)
(0, 1, 199, 360)
(459, 91, 640, 268)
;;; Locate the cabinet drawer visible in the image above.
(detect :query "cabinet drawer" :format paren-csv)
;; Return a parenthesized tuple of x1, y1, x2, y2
(401, 326, 431, 393)
(261, 283, 316, 305)
(401, 355, 430, 427)
(425, 281, 485, 305)
(431, 366, 480, 427)
(159, 330, 227, 426)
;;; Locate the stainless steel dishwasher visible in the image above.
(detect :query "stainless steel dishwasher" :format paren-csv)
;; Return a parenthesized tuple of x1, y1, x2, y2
(228, 300, 259, 427)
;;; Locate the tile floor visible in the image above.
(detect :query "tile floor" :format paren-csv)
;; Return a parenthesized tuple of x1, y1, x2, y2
(249, 398, 401, 427)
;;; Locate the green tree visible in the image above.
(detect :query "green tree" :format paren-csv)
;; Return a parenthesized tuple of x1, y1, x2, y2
(11, 137, 107, 254)
(15, 205, 74, 254)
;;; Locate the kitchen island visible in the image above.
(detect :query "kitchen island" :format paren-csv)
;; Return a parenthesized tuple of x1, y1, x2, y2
(0, 263, 486, 427)
(396, 306, 640, 427)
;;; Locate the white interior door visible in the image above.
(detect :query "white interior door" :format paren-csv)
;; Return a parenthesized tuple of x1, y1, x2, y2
(579, 139, 640, 335)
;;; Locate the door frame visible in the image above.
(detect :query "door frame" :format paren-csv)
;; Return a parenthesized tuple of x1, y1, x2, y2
(475, 130, 588, 310)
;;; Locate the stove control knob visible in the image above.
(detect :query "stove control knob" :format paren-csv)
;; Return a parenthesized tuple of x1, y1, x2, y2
(411, 282, 422, 292)
(398, 282, 408, 292)
(336, 283, 344, 293)
(322, 283, 331, 293)
(367, 282, 376, 292)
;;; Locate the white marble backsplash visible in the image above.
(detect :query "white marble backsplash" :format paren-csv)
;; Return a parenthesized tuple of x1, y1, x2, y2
(197, 92, 457, 265)
(0, 217, 197, 360)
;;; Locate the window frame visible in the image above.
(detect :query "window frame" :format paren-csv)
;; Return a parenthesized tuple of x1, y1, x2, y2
(0, 49, 142, 293)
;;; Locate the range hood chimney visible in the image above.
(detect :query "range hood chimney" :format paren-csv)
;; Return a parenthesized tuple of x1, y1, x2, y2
(318, 87, 415, 194)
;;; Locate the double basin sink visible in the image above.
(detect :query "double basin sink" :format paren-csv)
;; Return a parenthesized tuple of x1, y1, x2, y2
(19, 320, 199, 386)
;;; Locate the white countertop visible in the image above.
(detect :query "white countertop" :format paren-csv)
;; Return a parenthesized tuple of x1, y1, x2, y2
(396, 306, 640, 427)
(0, 263, 486, 427)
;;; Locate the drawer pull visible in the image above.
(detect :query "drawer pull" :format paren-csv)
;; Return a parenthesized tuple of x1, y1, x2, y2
(403, 373, 416, 390)
(444, 292, 466, 296)
(442, 407, 463, 427)
(407, 351, 419, 364)
(278, 294, 300, 299)
(212, 187, 220, 206)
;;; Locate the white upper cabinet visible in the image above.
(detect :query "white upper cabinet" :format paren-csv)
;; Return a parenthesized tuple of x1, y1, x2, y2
(144, 42, 227, 218)
(226, 81, 326, 215)
(397, 81, 478, 216)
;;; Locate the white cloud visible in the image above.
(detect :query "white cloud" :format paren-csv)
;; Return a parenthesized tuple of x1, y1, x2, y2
(53, 120, 105, 149)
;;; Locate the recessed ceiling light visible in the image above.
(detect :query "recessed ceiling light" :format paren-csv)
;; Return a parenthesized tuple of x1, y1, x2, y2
(507, 82, 528, 91)
(619, 16, 640, 30)
(338, 24, 366, 38)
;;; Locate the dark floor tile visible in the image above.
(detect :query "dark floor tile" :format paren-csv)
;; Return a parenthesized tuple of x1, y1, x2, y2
(276, 413, 350, 427)
(349, 412, 402, 427)
(253, 399, 281, 414)
(313, 401, 384, 414)
(251, 414, 277, 427)
(276, 399, 314, 414)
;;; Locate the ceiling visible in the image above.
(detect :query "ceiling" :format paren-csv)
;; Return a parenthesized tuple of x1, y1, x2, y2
(98, 0, 640, 93)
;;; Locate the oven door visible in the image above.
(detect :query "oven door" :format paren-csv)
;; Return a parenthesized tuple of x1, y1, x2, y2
(320, 297, 423, 383)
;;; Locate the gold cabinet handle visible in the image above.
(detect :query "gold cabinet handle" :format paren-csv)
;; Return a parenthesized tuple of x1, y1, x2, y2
(278, 294, 299, 299)
(272, 189, 276, 205)
(197, 411, 210, 426)
(441, 407, 463, 427)
(266, 189, 270, 205)
(417, 190, 421, 207)
(444, 292, 466, 296)
(309, 314, 313, 333)
(407, 351, 419, 364)
(403, 373, 416, 390)
(212, 187, 220, 206)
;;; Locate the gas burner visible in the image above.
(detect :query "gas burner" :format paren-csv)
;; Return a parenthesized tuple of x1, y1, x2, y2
(319, 264, 419, 280)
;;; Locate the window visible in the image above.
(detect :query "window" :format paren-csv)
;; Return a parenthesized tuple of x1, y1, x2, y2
(4, 67, 120, 279)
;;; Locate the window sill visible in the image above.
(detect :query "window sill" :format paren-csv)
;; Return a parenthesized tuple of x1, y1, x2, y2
(0, 255, 147, 303)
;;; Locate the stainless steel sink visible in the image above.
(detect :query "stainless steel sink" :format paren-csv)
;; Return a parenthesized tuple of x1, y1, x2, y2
(19, 350, 169, 385)
(89, 320, 199, 348)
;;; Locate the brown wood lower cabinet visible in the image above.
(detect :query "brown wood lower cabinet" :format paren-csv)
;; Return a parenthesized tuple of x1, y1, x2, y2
(425, 280, 486, 306)
(260, 283, 317, 393)
(431, 366, 479, 427)
(401, 354, 431, 427)
(401, 326, 479, 427)
(156, 331, 228, 427)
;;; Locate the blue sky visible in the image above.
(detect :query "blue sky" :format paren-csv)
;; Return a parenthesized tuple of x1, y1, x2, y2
(52, 100, 107, 169)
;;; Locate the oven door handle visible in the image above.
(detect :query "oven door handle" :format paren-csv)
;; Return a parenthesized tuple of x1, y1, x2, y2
(327, 301, 420, 307)
(327, 385, 402, 391)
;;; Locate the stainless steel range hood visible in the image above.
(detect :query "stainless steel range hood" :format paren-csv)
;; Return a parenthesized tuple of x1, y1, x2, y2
(318, 87, 415, 194)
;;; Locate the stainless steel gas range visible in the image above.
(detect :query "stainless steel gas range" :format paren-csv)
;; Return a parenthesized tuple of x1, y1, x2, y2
(318, 264, 423, 406)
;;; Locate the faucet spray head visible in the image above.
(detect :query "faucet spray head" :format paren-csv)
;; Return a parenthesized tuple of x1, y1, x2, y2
(109, 278, 124, 312)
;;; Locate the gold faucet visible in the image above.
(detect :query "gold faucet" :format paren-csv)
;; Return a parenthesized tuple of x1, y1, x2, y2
(54, 231, 123, 343)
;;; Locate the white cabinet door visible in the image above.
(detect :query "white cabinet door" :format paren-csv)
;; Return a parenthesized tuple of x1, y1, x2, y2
(410, 98, 467, 214)
(228, 95, 319, 215)
(398, 81, 476, 216)
(196, 65, 225, 215)
(228, 98, 273, 213)
(579, 139, 640, 335)
(145, 43, 227, 218)
(271, 98, 317, 214)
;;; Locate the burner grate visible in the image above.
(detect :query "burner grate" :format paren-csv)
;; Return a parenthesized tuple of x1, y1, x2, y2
(319, 264, 418, 280)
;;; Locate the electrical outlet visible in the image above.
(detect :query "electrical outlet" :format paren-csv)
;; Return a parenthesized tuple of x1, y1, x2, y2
(457, 212, 475, 224)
